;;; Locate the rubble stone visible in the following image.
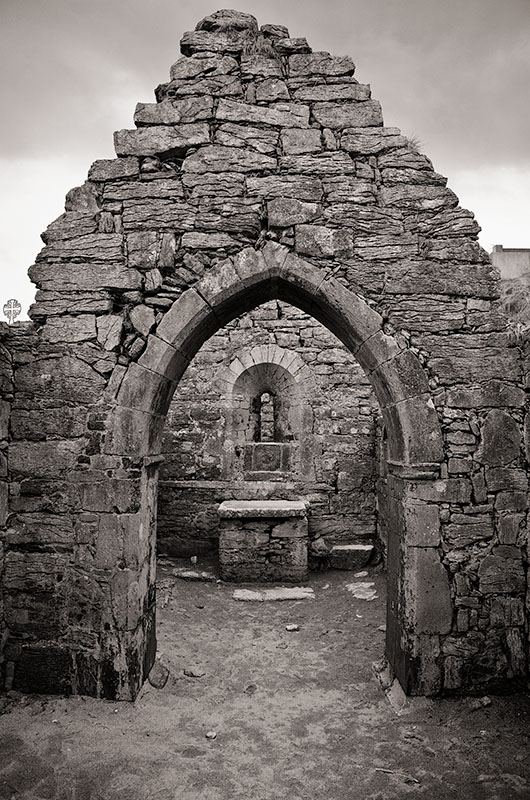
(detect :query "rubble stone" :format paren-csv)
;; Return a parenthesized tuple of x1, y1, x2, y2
(2, 10, 527, 705)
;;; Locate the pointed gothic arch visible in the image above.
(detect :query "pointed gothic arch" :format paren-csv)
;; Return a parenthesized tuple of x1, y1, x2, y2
(98, 242, 446, 698)
(3, 9, 526, 702)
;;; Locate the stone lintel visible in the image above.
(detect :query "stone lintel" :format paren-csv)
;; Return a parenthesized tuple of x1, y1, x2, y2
(218, 499, 308, 518)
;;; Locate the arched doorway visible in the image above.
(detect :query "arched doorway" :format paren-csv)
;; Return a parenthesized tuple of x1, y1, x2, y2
(104, 242, 445, 699)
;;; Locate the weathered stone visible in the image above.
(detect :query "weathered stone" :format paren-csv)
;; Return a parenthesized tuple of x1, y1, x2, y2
(14, 355, 106, 403)
(404, 501, 440, 546)
(241, 54, 283, 78)
(134, 97, 214, 125)
(246, 174, 322, 201)
(214, 122, 279, 154)
(288, 52, 355, 77)
(444, 520, 494, 548)
(97, 315, 123, 350)
(380, 184, 458, 211)
(216, 98, 310, 128)
(295, 224, 354, 258)
(341, 126, 407, 154)
(10, 440, 84, 477)
(196, 9, 258, 33)
(30, 291, 113, 318)
(312, 101, 383, 130)
(158, 73, 243, 99)
(180, 232, 240, 250)
(122, 199, 196, 231)
(497, 514, 525, 545)
(195, 200, 262, 237)
(183, 144, 276, 174)
(29, 262, 141, 291)
(37, 234, 123, 263)
(255, 78, 290, 102)
(43, 314, 96, 343)
(280, 152, 356, 176)
(446, 382, 522, 410)
(182, 171, 245, 198)
(114, 124, 210, 156)
(130, 305, 155, 337)
(386, 261, 499, 299)
(485, 467, 527, 492)
(103, 178, 185, 203)
(65, 182, 100, 213)
(126, 231, 159, 269)
(293, 83, 370, 102)
(280, 128, 322, 154)
(329, 544, 373, 569)
(381, 167, 446, 186)
(180, 29, 247, 56)
(478, 546, 525, 594)
(267, 198, 320, 227)
(170, 54, 239, 81)
(42, 212, 98, 243)
(88, 157, 140, 181)
(404, 547, 452, 634)
(478, 409, 521, 466)
(145, 268, 163, 291)
(322, 177, 376, 203)
(260, 24, 290, 39)
(275, 37, 312, 54)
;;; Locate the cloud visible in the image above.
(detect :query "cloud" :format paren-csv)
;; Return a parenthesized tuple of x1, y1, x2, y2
(1, 0, 529, 321)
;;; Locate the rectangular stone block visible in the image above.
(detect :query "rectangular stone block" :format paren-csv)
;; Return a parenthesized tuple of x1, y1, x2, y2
(295, 224, 354, 258)
(183, 144, 276, 174)
(246, 174, 323, 201)
(114, 124, 210, 156)
(88, 157, 140, 181)
(404, 547, 453, 635)
(134, 96, 214, 125)
(9, 440, 83, 478)
(293, 83, 371, 102)
(280, 128, 322, 154)
(288, 53, 355, 77)
(311, 100, 383, 129)
(29, 262, 141, 291)
(214, 122, 278, 154)
(37, 234, 123, 264)
(478, 546, 525, 594)
(216, 98, 310, 128)
(341, 126, 406, 153)
(404, 500, 440, 546)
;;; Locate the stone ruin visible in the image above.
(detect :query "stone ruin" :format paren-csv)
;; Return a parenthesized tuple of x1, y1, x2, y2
(0, 8, 529, 700)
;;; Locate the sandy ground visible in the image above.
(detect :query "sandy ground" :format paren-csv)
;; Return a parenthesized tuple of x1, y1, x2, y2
(1, 558, 530, 800)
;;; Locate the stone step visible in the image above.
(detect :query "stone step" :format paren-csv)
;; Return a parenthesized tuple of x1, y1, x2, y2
(330, 544, 374, 570)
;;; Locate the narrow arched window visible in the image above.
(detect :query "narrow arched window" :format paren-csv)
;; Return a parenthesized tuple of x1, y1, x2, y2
(258, 392, 275, 442)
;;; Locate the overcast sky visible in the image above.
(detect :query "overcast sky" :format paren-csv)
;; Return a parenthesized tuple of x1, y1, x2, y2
(1, 0, 529, 319)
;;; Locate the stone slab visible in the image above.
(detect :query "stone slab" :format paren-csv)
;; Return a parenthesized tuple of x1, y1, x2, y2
(330, 544, 373, 570)
(218, 500, 308, 518)
(233, 588, 314, 601)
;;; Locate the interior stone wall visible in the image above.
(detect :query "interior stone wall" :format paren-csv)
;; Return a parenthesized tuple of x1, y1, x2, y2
(0, 8, 527, 700)
(158, 300, 380, 560)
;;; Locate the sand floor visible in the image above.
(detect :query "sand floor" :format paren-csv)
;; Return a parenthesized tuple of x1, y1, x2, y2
(1, 559, 530, 800)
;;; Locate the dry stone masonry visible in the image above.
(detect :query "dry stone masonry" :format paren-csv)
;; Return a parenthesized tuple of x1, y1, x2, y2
(0, 9, 528, 700)
(218, 500, 308, 582)
(158, 304, 380, 565)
